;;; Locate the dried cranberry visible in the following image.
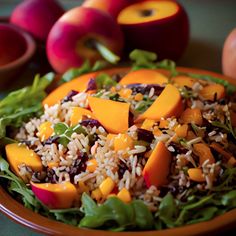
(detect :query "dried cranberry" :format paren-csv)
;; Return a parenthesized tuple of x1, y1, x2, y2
(86, 78, 97, 92)
(117, 161, 129, 179)
(168, 142, 188, 155)
(69, 152, 88, 181)
(44, 136, 59, 145)
(61, 90, 78, 103)
(129, 111, 134, 127)
(45, 169, 58, 183)
(137, 128, 154, 143)
(80, 119, 103, 129)
(127, 84, 164, 96)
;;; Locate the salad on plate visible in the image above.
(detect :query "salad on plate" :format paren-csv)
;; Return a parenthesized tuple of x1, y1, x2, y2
(0, 50, 236, 231)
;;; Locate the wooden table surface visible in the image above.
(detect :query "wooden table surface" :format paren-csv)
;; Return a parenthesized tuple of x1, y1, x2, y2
(0, 0, 236, 235)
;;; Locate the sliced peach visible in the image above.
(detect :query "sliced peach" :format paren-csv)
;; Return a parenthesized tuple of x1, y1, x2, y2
(70, 107, 95, 126)
(142, 141, 172, 187)
(43, 67, 130, 107)
(135, 84, 182, 122)
(180, 108, 203, 126)
(119, 69, 168, 85)
(199, 84, 225, 101)
(193, 143, 215, 165)
(88, 96, 130, 133)
(43, 72, 98, 106)
(171, 75, 196, 88)
(188, 168, 205, 182)
(5, 143, 43, 182)
(31, 182, 77, 209)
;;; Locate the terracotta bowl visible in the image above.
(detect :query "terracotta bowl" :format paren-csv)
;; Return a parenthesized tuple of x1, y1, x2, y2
(0, 67, 236, 235)
(0, 23, 36, 87)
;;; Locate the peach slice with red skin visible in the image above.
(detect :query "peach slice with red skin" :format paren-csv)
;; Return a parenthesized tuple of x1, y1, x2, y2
(142, 141, 172, 187)
(31, 182, 77, 209)
(135, 84, 182, 122)
(5, 143, 43, 182)
(88, 96, 130, 134)
(119, 69, 168, 85)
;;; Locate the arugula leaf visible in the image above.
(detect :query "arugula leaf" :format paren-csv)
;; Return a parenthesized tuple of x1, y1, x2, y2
(50, 208, 83, 226)
(95, 73, 117, 90)
(0, 156, 41, 211)
(129, 49, 178, 77)
(130, 49, 158, 70)
(131, 200, 154, 230)
(79, 193, 154, 230)
(135, 96, 153, 113)
(156, 192, 178, 228)
(61, 60, 109, 84)
(156, 59, 178, 77)
(0, 73, 54, 138)
(186, 207, 218, 225)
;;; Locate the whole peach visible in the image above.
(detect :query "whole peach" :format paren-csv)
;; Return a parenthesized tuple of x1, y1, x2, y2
(118, 0, 189, 61)
(222, 28, 236, 79)
(10, 0, 64, 42)
(47, 7, 124, 73)
(83, 0, 137, 18)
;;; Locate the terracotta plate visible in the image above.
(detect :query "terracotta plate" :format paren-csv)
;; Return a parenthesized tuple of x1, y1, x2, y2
(0, 67, 236, 236)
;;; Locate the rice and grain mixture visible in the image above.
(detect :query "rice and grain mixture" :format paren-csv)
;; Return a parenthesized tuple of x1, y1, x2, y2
(14, 70, 236, 212)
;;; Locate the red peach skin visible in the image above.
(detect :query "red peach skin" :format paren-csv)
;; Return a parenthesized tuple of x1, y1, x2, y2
(31, 182, 77, 209)
(47, 7, 124, 73)
(83, 0, 131, 19)
(10, 0, 64, 41)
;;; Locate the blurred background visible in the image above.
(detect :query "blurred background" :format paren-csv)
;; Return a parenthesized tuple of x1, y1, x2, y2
(0, 0, 236, 235)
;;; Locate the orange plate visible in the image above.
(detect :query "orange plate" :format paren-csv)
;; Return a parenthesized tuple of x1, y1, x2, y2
(1, 67, 236, 236)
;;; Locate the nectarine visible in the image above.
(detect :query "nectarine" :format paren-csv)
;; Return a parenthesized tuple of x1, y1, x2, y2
(47, 7, 124, 73)
(222, 28, 236, 80)
(83, 0, 131, 19)
(31, 182, 77, 209)
(10, 0, 64, 41)
(118, 0, 189, 60)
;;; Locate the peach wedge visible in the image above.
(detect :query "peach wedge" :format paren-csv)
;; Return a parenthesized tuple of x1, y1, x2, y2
(31, 182, 77, 209)
(88, 96, 130, 133)
(142, 141, 172, 187)
(5, 143, 43, 182)
(135, 84, 182, 122)
(42, 72, 98, 107)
